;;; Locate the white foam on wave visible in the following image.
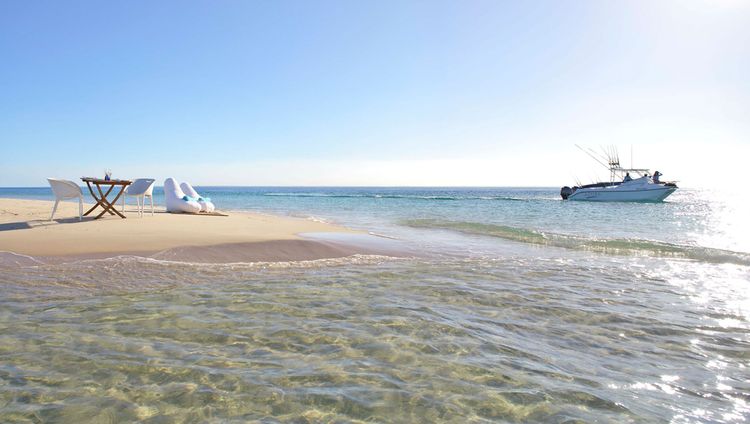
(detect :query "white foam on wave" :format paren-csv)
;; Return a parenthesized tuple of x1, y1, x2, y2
(306, 216, 332, 224)
(0, 251, 46, 267)
(367, 231, 400, 240)
(56, 253, 410, 270)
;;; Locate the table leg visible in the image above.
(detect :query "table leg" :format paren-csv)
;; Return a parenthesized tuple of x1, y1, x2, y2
(83, 181, 106, 216)
(95, 184, 117, 216)
(108, 185, 128, 218)
(95, 184, 128, 219)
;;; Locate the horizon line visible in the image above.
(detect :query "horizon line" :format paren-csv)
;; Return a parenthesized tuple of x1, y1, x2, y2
(0, 184, 563, 189)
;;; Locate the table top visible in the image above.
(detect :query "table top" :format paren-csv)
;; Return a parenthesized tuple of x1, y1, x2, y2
(81, 177, 132, 185)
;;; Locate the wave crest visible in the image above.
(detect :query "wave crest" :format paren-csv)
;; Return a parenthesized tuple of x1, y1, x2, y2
(402, 219, 750, 266)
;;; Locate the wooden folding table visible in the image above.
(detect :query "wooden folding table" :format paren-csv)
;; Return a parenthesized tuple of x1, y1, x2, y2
(81, 177, 132, 219)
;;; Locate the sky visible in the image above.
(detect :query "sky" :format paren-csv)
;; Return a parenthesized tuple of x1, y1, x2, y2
(1, 0, 748, 187)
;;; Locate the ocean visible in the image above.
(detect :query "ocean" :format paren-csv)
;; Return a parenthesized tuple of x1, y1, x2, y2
(1, 187, 748, 422)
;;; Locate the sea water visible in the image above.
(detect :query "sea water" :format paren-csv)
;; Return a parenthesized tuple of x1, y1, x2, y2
(0, 187, 748, 422)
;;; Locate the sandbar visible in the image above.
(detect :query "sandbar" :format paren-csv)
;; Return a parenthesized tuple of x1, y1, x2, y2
(0, 198, 390, 263)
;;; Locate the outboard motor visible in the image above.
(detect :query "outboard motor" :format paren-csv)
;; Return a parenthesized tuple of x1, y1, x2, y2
(560, 186, 574, 200)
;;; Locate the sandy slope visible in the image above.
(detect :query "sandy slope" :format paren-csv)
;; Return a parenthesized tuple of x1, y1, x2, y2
(0, 198, 362, 261)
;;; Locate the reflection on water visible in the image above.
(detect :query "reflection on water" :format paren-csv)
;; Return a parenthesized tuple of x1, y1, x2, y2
(1, 255, 748, 422)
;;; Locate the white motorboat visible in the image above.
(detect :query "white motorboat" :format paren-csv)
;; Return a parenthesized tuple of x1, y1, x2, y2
(561, 176, 677, 202)
(560, 146, 678, 202)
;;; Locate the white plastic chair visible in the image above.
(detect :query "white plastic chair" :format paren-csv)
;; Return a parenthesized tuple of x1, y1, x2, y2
(180, 182, 215, 213)
(47, 178, 83, 221)
(121, 178, 156, 217)
(164, 178, 202, 213)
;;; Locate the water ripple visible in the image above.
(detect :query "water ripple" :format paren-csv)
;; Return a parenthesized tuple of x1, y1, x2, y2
(0, 256, 748, 422)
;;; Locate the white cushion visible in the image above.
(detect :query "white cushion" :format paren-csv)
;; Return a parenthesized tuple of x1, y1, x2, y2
(179, 182, 215, 213)
(164, 178, 201, 213)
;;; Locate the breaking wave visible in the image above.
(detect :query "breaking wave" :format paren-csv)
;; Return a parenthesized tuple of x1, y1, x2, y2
(402, 219, 750, 266)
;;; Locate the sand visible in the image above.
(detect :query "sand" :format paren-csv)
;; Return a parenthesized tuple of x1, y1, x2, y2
(0, 198, 382, 263)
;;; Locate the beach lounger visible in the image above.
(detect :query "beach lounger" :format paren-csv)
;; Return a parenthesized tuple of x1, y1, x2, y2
(164, 178, 202, 213)
(179, 182, 215, 213)
(47, 178, 84, 221)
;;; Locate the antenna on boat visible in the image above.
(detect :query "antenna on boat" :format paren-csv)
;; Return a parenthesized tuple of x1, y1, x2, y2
(603, 145, 622, 183)
(602, 145, 620, 168)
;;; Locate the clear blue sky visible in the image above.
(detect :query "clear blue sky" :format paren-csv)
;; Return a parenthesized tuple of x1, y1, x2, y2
(1, 0, 748, 187)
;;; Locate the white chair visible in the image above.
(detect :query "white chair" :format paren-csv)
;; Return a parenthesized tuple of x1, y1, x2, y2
(47, 178, 83, 221)
(164, 178, 202, 213)
(179, 182, 215, 213)
(121, 178, 155, 217)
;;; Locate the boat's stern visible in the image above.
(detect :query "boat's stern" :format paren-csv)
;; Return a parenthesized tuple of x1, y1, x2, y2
(560, 186, 575, 200)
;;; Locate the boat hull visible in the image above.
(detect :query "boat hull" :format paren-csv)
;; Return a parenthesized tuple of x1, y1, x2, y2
(567, 186, 676, 202)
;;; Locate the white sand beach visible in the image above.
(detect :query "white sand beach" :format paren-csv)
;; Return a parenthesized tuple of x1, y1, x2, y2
(0, 198, 371, 262)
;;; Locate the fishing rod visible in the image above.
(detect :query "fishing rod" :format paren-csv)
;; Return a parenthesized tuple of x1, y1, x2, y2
(575, 144, 611, 171)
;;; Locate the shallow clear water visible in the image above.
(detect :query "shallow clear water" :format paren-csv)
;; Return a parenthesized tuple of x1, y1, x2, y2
(1, 187, 748, 422)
